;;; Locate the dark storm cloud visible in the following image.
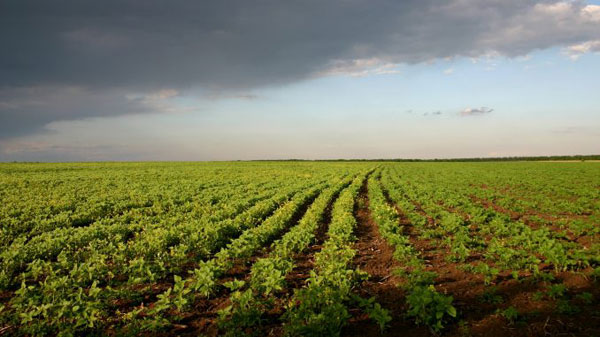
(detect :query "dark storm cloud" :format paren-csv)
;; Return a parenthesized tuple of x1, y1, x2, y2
(0, 86, 175, 139)
(1, 0, 599, 138)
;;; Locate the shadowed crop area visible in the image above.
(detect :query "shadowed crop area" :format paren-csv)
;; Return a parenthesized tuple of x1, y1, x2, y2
(0, 161, 599, 336)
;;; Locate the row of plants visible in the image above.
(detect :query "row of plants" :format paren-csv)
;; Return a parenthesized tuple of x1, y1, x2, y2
(1, 163, 370, 336)
(369, 171, 457, 332)
(471, 164, 599, 217)
(3, 180, 331, 336)
(1, 164, 278, 248)
(385, 166, 595, 276)
(1, 161, 597, 336)
(379, 165, 599, 330)
(217, 175, 357, 335)
(1, 181, 280, 287)
(0, 175, 323, 292)
(0, 175, 299, 285)
(281, 172, 394, 336)
(122, 182, 332, 334)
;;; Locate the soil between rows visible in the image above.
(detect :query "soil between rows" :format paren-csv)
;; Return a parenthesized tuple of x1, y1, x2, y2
(343, 178, 430, 337)
(414, 190, 600, 336)
(343, 177, 600, 337)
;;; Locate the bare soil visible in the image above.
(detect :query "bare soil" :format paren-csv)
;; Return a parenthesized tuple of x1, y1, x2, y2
(343, 179, 430, 337)
(341, 180, 600, 337)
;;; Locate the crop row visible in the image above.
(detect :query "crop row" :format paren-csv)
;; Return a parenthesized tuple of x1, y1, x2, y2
(217, 174, 356, 335)
(281, 172, 392, 336)
(123, 180, 332, 334)
(385, 166, 597, 274)
(2, 165, 355, 335)
(1, 162, 597, 336)
(370, 171, 457, 332)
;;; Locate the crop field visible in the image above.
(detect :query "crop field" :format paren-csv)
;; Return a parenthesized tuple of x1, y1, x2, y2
(0, 162, 599, 336)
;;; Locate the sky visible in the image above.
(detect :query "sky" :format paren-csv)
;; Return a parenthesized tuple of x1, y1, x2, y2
(1, 0, 599, 161)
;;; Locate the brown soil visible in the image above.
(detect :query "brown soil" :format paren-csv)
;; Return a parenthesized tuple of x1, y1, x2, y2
(433, 209, 600, 335)
(364, 180, 600, 337)
(402, 198, 497, 336)
(343, 179, 430, 337)
(437, 198, 600, 336)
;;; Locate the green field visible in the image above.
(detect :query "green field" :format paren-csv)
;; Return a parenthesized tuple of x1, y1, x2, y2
(1, 162, 599, 336)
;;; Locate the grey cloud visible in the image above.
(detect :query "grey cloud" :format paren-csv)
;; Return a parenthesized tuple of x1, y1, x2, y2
(0, 86, 177, 139)
(1, 0, 599, 138)
(460, 107, 494, 116)
(2, 0, 599, 90)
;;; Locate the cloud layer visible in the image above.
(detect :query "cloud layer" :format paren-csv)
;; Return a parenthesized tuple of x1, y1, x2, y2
(1, 0, 599, 138)
(0, 86, 181, 139)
